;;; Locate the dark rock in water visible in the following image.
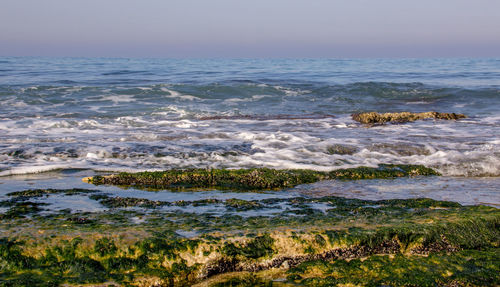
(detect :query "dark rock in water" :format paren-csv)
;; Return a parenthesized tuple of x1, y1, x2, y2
(368, 143, 431, 156)
(352, 111, 466, 125)
(94, 196, 171, 208)
(0, 201, 47, 219)
(7, 188, 98, 198)
(326, 144, 359, 155)
(66, 217, 93, 224)
(224, 198, 263, 210)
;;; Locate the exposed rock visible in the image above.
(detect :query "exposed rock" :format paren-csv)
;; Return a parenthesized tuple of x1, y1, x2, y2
(1, 196, 498, 286)
(95, 196, 170, 208)
(200, 239, 401, 278)
(352, 111, 466, 125)
(410, 235, 460, 255)
(83, 165, 440, 190)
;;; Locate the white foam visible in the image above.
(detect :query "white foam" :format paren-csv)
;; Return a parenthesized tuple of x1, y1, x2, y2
(481, 116, 500, 125)
(406, 101, 429, 105)
(273, 85, 311, 97)
(101, 94, 136, 104)
(0, 164, 76, 177)
(161, 87, 199, 101)
(152, 105, 191, 118)
(1, 105, 500, 178)
(173, 120, 202, 129)
(224, 95, 271, 104)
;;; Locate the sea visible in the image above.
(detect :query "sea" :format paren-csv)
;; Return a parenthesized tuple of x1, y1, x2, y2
(0, 57, 499, 209)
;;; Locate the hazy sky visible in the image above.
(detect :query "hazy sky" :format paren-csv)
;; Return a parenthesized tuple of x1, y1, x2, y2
(1, 0, 499, 58)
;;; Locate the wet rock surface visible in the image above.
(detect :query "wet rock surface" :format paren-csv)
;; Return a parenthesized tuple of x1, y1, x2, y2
(83, 165, 440, 190)
(1, 189, 498, 286)
(352, 111, 466, 125)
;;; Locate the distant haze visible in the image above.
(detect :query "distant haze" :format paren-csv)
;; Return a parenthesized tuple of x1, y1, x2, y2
(1, 0, 499, 58)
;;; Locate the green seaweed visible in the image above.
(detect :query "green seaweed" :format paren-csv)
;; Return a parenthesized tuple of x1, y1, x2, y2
(6, 188, 98, 198)
(94, 237, 118, 256)
(352, 111, 467, 125)
(95, 195, 170, 208)
(0, 195, 498, 286)
(287, 249, 500, 286)
(224, 198, 263, 210)
(0, 238, 35, 270)
(328, 164, 439, 180)
(85, 165, 440, 190)
(0, 201, 47, 219)
(222, 234, 275, 259)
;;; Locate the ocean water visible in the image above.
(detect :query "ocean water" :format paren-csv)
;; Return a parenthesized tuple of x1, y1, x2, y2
(1, 57, 499, 206)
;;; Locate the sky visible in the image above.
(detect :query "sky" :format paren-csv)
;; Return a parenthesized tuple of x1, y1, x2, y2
(1, 0, 499, 58)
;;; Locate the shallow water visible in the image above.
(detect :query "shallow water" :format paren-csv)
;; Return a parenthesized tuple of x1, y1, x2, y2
(0, 170, 498, 213)
(0, 57, 499, 210)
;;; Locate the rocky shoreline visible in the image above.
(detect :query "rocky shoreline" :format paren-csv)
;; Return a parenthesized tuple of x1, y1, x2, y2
(1, 166, 499, 286)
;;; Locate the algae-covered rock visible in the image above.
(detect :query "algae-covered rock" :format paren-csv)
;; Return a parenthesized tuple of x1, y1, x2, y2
(352, 111, 466, 124)
(329, 164, 439, 180)
(0, 201, 47, 219)
(83, 168, 326, 190)
(224, 198, 263, 210)
(83, 165, 440, 190)
(95, 195, 170, 208)
(7, 188, 97, 198)
(285, 249, 500, 287)
(0, 196, 498, 286)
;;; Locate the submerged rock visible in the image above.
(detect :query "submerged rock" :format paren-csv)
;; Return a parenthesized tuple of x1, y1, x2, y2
(352, 111, 466, 124)
(7, 188, 97, 198)
(95, 195, 170, 208)
(368, 143, 431, 156)
(326, 144, 359, 155)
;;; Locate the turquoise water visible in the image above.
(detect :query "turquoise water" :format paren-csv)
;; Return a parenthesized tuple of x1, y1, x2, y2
(0, 57, 499, 207)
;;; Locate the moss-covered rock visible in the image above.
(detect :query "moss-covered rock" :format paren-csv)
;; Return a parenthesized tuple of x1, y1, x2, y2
(6, 188, 97, 198)
(0, 201, 47, 219)
(93, 195, 170, 208)
(224, 199, 263, 211)
(329, 164, 439, 180)
(83, 165, 440, 190)
(286, 249, 500, 286)
(222, 234, 275, 259)
(352, 111, 466, 125)
(1, 195, 497, 286)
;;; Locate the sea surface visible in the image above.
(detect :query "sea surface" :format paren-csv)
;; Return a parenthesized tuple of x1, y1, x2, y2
(1, 57, 499, 208)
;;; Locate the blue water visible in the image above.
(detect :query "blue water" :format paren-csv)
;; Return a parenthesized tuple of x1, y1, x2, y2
(0, 57, 499, 206)
(2, 57, 500, 87)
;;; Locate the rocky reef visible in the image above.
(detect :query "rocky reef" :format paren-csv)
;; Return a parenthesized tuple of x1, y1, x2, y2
(2, 166, 497, 286)
(83, 165, 440, 190)
(352, 111, 466, 125)
(0, 188, 499, 286)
